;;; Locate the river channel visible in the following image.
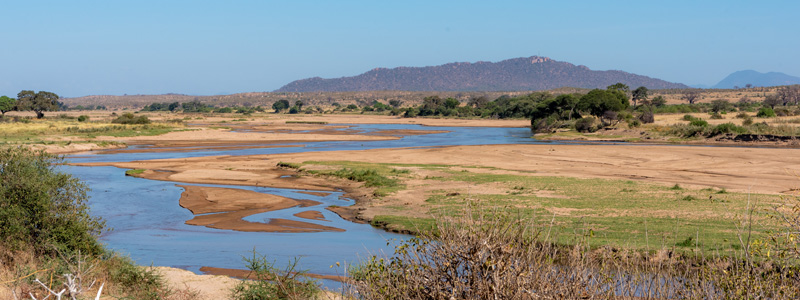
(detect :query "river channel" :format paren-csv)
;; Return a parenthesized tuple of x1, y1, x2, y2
(64, 124, 541, 288)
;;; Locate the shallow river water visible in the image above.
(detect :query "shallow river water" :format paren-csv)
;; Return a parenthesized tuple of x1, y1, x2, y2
(65, 124, 540, 288)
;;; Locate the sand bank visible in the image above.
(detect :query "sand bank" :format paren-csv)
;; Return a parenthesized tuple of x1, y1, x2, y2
(178, 185, 344, 233)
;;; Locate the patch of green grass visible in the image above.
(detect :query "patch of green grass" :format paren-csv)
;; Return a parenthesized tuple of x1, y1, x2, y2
(125, 169, 145, 176)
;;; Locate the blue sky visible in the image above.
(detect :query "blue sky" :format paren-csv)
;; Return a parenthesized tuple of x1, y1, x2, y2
(1, 1, 798, 97)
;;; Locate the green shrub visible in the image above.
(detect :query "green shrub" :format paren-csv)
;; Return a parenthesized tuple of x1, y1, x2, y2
(682, 114, 695, 121)
(574, 117, 598, 133)
(0, 147, 105, 256)
(332, 168, 397, 188)
(742, 116, 754, 126)
(77, 115, 89, 122)
(112, 112, 151, 124)
(757, 107, 776, 118)
(735, 112, 749, 119)
(231, 251, 318, 300)
(710, 123, 747, 136)
(710, 113, 723, 119)
(689, 119, 708, 127)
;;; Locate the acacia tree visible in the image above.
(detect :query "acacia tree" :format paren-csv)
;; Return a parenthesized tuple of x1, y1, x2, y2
(681, 90, 701, 104)
(16, 90, 60, 118)
(0, 95, 15, 116)
(631, 86, 649, 107)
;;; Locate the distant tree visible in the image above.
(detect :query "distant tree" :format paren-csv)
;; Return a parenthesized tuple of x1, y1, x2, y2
(168, 102, 181, 112)
(745, 83, 753, 89)
(578, 88, 629, 119)
(777, 85, 800, 105)
(388, 99, 403, 108)
(763, 94, 781, 109)
(16, 90, 60, 118)
(0, 96, 16, 116)
(650, 95, 667, 107)
(295, 100, 303, 111)
(631, 86, 649, 107)
(272, 99, 290, 112)
(444, 98, 460, 109)
(710, 99, 730, 113)
(680, 90, 701, 104)
(467, 96, 489, 109)
(607, 83, 630, 94)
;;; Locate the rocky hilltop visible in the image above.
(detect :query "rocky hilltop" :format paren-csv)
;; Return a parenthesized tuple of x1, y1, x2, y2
(276, 56, 688, 92)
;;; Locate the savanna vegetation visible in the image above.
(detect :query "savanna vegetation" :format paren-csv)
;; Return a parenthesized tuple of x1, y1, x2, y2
(277, 160, 800, 299)
(0, 147, 194, 299)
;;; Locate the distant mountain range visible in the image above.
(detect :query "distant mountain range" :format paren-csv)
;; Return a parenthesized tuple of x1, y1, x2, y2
(712, 70, 800, 89)
(275, 56, 688, 92)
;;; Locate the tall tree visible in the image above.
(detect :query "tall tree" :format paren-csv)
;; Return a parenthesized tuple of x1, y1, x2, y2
(631, 86, 649, 107)
(0, 96, 16, 116)
(295, 100, 303, 111)
(680, 90, 701, 104)
(272, 99, 290, 112)
(16, 90, 60, 119)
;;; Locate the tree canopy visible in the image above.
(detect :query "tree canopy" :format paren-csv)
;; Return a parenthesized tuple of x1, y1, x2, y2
(16, 90, 60, 118)
(0, 96, 15, 116)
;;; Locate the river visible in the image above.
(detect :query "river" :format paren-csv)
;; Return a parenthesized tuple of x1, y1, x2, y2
(65, 124, 540, 288)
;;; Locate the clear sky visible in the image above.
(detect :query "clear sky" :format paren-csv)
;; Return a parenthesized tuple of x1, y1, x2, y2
(2, 0, 798, 97)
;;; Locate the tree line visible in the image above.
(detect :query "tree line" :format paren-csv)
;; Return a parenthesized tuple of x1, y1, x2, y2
(0, 90, 62, 119)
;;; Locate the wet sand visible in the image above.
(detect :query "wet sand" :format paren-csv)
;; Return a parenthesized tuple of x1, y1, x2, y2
(178, 185, 344, 232)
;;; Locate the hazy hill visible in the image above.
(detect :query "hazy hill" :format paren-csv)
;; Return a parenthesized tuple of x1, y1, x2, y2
(275, 56, 688, 92)
(713, 70, 800, 89)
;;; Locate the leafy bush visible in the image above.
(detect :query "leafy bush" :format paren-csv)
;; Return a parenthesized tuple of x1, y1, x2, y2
(112, 112, 151, 124)
(331, 168, 397, 188)
(735, 112, 749, 119)
(710, 113, 723, 119)
(231, 251, 318, 300)
(710, 123, 747, 136)
(689, 118, 708, 127)
(682, 114, 694, 121)
(0, 147, 105, 256)
(77, 115, 89, 122)
(757, 107, 776, 118)
(742, 116, 754, 126)
(574, 116, 598, 132)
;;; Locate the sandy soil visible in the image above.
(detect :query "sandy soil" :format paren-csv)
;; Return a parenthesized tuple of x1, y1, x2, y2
(155, 266, 344, 300)
(153, 266, 239, 300)
(273, 144, 800, 194)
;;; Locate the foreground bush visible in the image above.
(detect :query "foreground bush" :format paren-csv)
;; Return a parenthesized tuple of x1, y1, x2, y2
(0, 147, 185, 299)
(0, 147, 104, 256)
(346, 205, 800, 299)
(231, 251, 318, 300)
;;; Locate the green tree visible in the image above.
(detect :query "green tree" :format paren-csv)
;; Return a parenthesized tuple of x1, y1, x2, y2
(295, 100, 303, 111)
(0, 95, 16, 116)
(0, 147, 104, 255)
(631, 86, 649, 107)
(710, 99, 731, 113)
(388, 99, 403, 108)
(578, 89, 629, 118)
(272, 99, 290, 112)
(168, 101, 181, 112)
(607, 83, 630, 94)
(650, 95, 667, 107)
(444, 98, 460, 109)
(16, 90, 60, 119)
